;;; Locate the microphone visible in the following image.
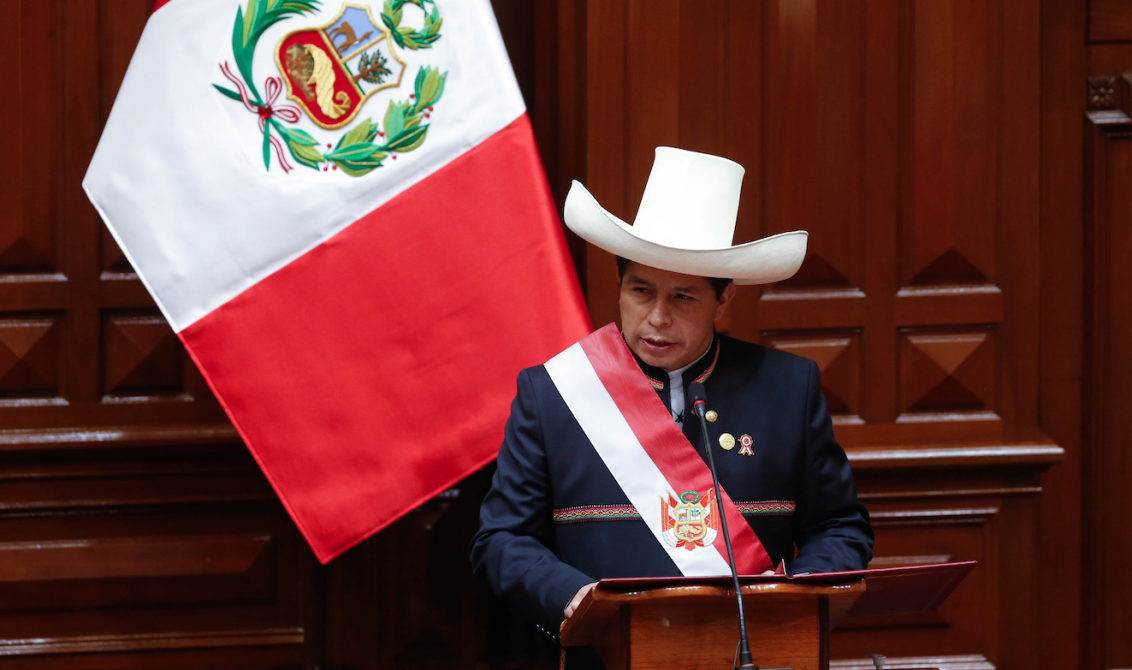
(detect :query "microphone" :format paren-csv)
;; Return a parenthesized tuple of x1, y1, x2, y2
(689, 382, 757, 670)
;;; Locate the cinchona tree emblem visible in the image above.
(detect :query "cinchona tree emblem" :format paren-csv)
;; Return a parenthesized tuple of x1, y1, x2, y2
(213, 0, 447, 176)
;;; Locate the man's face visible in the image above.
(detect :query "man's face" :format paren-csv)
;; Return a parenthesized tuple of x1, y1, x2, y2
(619, 261, 737, 371)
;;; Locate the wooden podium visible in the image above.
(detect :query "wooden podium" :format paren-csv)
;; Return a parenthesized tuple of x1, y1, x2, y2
(559, 563, 975, 670)
(561, 581, 863, 670)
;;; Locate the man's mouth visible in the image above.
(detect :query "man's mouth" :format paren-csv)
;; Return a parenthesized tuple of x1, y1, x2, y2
(640, 336, 677, 354)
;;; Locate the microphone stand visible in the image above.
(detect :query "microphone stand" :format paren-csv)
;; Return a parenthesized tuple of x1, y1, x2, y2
(690, 382, 757, 670)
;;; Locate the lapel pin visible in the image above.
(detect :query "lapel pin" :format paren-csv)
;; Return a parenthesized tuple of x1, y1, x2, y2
(705, 410, 718, 423)
(719, 433, 735, 450)
(738, 434, 754, 456)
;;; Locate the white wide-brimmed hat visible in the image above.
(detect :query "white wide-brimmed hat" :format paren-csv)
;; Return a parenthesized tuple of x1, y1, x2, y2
(563, 147, 808, 284)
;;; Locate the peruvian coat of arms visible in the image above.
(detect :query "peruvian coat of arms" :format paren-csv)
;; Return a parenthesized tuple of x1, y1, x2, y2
(661, 489, 720, 551)
(213, 0, 446, 176)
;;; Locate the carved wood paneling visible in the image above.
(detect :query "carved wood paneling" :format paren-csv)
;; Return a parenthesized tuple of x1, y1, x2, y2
(901, 0, 998, 288)
(834, 503, 996, 656)
(99, 226, 134, 278)
(2, 0, 1089, 668)
(1, 1, 58, 277)
(898, 328, 996, 417)
(0, 315, 62, 401)
(0, 535, 272, 582)
(567, 0, 1036, 448)
(101, 312, 185, 399)
(0, 441, 313, 667)
(1084, 72, 1132, 670)
(0, 0, 324, 666)
(1088, 0, 1132, 42)
(832, 655, 994, 670)
(761, 0, 865, 291)
(556, 1, 1051, 667)
(834, 454, 1052, 669)
(761, 330, 863, 419)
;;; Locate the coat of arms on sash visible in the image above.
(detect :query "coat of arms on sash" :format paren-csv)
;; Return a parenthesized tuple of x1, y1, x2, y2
(213, 0, 446, 176)
(661, 489, 719, 551)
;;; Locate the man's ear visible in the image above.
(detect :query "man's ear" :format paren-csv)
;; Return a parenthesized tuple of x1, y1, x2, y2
(715, 283, 737, 321)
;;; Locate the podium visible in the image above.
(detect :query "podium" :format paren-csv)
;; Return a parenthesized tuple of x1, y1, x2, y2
(560, 562, 975, 670)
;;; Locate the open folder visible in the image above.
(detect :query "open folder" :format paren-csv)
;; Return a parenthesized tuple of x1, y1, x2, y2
(591, 560, 977, 620)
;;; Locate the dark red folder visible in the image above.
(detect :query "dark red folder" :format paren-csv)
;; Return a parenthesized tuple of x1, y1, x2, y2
(594, 561, 976, 619)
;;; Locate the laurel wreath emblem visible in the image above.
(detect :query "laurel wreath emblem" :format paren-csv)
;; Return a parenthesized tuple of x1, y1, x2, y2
(213, 0, 446, 176)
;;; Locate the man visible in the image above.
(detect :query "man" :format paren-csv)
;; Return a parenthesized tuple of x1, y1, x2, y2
(470, 148, 873, 669)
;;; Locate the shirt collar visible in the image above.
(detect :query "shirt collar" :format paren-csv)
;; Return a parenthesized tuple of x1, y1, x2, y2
(625, 333, 720, 391)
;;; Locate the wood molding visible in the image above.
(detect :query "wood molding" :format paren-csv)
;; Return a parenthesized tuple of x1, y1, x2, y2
(0, 424, 240, 452)
(0, 629, 304, 657)
(846, 442, 1064, 469)
(858, 487, 1042, 501)
(0, 534, 271, 582)
(832, 654, 994, 670)
(1083, 69, 1132, 670)
(868, 507, 999, 527)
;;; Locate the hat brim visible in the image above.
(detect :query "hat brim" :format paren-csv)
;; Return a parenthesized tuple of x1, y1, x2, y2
(563, 181, 808, 285)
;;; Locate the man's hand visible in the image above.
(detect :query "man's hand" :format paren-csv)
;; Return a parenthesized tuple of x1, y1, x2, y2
(564, 582, 597, 619)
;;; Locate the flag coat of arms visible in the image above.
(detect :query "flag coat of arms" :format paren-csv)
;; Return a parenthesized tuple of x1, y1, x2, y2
(84, 0, 591, 562)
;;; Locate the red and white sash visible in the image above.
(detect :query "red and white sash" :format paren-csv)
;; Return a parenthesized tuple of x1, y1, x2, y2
(544, 324, 773, 576)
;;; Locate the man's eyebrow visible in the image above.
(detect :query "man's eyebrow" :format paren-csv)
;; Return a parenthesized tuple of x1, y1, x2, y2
(671, 284, 704, 293)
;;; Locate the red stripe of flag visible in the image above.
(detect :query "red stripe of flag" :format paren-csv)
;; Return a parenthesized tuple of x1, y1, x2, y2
(181, 115, 591, 562)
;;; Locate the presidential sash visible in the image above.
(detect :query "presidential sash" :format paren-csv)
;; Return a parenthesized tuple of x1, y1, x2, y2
(543, 323, 773, 576)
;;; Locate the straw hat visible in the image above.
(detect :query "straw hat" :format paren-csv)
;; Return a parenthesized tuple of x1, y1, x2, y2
(563, 147, 807, 284)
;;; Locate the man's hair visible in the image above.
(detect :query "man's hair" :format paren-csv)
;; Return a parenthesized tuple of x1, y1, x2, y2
(615, 256, 733, 300)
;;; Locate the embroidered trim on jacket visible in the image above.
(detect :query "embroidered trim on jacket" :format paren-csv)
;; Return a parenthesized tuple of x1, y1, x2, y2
(734, 501, 796, 516)
(553, 505, 640, 524)
(553, 500, 794, 523)
(692, 342, 721, 384)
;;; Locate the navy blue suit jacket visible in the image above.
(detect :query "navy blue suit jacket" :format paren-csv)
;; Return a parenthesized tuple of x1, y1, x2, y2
(470, 334, 873, 661)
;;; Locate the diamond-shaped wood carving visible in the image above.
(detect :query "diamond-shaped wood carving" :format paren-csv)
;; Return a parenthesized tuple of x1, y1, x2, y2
(900, 328, 995, 414)
(100, 225, 134, 275)
(762, 331, 861, 415)
(103, 314, 184, 396)
(0, 316, 61, 397)
(0, 229, 55, 274)
(909, 247, 987, 285)
(779, 253, 854, 289)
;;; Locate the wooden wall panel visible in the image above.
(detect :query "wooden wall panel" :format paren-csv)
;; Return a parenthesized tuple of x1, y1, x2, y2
(556, 1, 1058, 668)
(0, 315, 63, 400)
(1089, 0, 1132, 42)
(565, 0, 1044, 448)
(1084, 72, 1132, 670)
(2, 0, 570, 667)
(903, 0, 998, 288)
(566, 0, 1040, 445)
(764, 0, 866, 292)
(0, 441, 315, 667)
(898, 328, 996, 417)
(5, 0, 1116, 668)
(1035, 1, 1087, 668)
(762, 330, 864, 419)
(0, 0, 322, 667)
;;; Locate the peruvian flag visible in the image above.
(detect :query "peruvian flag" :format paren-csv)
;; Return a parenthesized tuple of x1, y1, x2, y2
(84, 0, 590, 562)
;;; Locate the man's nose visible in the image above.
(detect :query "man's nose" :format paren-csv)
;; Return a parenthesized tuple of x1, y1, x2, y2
(647, 300, 672, 327)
